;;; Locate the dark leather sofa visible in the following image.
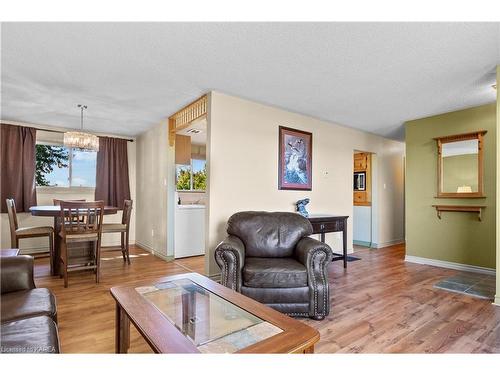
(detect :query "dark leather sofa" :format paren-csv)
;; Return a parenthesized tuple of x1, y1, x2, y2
(214, 211, 333, 320)
(1, 255, 60, 353)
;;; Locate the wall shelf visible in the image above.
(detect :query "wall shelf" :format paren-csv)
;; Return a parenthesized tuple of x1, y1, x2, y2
(432, 205, 486, 221)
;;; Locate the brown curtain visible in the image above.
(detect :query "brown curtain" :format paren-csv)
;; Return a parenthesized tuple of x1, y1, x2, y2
(0, 124, 37, 213)
(95, 137, 130, 209)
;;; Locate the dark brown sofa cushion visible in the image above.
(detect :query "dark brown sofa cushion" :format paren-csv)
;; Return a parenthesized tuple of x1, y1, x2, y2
(1, 288, 57, 323)
(1, 256, 36, 294)
(0, 316, 60, 353)
(243, 257, 308, 288)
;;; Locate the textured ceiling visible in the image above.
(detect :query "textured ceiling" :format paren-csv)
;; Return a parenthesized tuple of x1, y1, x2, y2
(1, 22, 499, 140)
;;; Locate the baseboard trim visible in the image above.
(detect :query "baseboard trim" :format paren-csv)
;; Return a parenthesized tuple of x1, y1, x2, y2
(493, 296, 500, 307)
(372, 239, 405, 249)
(405, 255, 496, 276)
(135, 242, 174, 262)
(353, 240, 371, 247)
(17, 240, 136, 255)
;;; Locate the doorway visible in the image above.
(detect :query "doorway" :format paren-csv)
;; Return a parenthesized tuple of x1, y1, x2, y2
(353, 151, 376, 248)
(167, 95, 208, 260)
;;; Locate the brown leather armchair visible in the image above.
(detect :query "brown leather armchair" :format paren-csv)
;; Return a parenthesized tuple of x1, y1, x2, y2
(214, 212, 333, 320)
(1, 255, 60, 353)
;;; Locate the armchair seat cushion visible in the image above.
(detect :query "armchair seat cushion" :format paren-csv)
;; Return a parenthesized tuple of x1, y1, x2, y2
(1, 288, 57, 324)
(243, 257, 307, 288)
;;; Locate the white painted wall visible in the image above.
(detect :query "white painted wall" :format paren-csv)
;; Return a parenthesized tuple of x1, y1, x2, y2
(0, 123, 136, 252)
(206, 91, 405, 276)
(135, 120, 172, 259)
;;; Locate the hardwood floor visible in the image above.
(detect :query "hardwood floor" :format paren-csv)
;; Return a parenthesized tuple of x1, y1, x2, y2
(309, 244, 500, 353)
(32, 244, 500, 353)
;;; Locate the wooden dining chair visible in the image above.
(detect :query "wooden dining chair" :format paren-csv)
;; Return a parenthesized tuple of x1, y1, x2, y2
(6, 198, 55, 273)
(59, 200, 104, 288)
(101, 200, 133, 264)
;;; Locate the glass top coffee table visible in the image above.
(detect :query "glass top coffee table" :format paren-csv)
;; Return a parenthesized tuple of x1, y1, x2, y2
(110, 273, 319, 353)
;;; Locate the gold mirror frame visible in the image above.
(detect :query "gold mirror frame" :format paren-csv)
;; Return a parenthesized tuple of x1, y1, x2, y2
(434, 130, 487, 198)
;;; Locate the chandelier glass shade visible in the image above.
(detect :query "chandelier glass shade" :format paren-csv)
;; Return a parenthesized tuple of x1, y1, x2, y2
(64, 104, 99, 151)
(63, 131, 99, 151)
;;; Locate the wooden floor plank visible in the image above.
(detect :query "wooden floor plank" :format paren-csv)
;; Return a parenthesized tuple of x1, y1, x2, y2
(32, 243, 500, 353)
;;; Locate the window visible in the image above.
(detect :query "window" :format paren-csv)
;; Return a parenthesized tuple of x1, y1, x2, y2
(35, 143, 97, 187)
(71, 148, 97, 187)
(176, 158, 206, 191)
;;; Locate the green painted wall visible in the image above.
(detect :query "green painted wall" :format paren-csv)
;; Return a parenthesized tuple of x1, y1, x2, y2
(405, 103, 496, 268)
(496, 66, 499, 305)
(442, 154, 478, 192)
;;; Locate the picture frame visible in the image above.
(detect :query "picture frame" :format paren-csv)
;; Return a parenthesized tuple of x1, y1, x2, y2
(278, 126, 312, 190)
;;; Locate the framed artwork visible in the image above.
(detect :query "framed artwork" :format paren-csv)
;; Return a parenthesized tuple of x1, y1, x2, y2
(278, 126, 312, 190)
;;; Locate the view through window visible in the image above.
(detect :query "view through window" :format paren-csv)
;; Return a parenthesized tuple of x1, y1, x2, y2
(35, 144, 97, 187)
(176, 158, 207, 191)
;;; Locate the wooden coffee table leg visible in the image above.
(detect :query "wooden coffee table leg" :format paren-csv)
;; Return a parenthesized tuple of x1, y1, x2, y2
(115, 302, 130, 353)
(303, 345, 314, 353)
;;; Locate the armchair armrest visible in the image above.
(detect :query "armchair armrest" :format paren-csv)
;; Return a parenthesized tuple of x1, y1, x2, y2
(1, 255, 36, 294)
(214, 235, 245, 291)
(295, 237, 333, 266)
(295, 237, 333, 319)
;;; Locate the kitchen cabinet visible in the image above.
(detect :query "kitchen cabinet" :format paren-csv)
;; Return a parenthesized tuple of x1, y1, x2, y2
(353, 152, 371, 206)
(175, 134, 191, 165)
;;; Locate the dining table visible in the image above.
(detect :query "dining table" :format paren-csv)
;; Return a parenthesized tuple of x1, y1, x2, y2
(30, 205, 119, 276)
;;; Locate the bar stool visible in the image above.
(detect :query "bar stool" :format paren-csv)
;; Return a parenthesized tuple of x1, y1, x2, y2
(101, 200, 133, 264)
(53, 199, 86, 224)
(5, 198, 54, 274)
(59, 200, 104, 288)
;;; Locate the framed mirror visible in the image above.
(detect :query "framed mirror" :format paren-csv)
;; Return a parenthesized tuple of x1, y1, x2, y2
(435, 130, 487, 198)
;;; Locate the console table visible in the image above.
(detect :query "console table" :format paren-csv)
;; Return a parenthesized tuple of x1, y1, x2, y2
(308, 215, 349, 268)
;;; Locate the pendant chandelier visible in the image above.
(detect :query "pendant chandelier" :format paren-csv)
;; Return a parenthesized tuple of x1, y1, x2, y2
(63, 104, 99, 151)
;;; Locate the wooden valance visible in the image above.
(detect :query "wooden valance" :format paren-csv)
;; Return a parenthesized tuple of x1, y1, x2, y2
(168, 95, 207, 146)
